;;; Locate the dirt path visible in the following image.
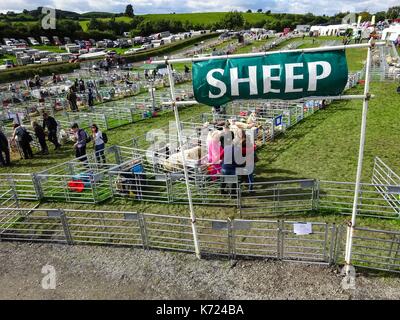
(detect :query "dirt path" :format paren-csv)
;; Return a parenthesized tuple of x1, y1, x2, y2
(0, 242, 399, 300)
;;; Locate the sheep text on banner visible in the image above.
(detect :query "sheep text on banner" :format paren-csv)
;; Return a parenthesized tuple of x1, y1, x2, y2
(192, 50, 349, 106)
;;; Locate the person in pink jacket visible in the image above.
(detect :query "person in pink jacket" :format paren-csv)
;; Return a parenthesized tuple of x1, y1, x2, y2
(207, 130, 223, 180)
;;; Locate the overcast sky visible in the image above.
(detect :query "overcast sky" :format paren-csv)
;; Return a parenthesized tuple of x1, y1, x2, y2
(0, 0, 397, 15)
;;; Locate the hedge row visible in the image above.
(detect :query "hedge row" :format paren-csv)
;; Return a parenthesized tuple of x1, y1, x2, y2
(0, 62, 80, 84)
(0, 33, 220, 84)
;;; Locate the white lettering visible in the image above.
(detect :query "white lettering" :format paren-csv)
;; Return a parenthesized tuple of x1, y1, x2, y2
(285, 63, 304, 93)
(207, 69, 227, 99)
(230, 66, 258, 96)
(262, 65, 281, 93)
(307, 61, 332, 91)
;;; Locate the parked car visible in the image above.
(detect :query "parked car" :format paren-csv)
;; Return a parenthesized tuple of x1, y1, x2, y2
(116, 38, 130, 48)
(3, 59, 15, 68)
(84, 40, 92, 48)
(64, 37, 72, 44)
(53, 36, 62, 45)
(40, 36, 51, 45)
(28, 37, 39, 46)
(104, 39, 115, 48)
(96, 41, 106, 48)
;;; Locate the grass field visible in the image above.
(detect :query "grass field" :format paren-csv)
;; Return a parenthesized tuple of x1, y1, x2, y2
(143, 12, 274, 25)
(31, 45, 67, 53)
(79, 12, 279, 32)
(0, 54, 17, 64)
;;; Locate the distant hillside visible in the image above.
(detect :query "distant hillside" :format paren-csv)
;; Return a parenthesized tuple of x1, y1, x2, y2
(79, 12, 306, 32)
(142, 12, 275, 25)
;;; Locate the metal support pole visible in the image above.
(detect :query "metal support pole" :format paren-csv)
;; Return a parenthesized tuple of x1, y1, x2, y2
(343, 39, 373, 273)
(166, 61, 201, 259)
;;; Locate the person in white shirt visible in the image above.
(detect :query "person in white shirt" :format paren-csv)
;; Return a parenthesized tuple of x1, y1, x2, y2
(91, 124, 106, 163)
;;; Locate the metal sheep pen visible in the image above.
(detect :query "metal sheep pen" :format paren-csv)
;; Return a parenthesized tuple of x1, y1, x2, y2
(151, 40, 387, 269)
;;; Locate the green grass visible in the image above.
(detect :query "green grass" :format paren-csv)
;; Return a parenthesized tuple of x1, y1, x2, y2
(79, 12, 278, 32)
(234, 38, 274, 54)
(31, 45, 67, 53)
(142, 12, 274, 26)
(346, 48, 367, 72)
(256, 82, 400, 183)
(0, 54, 17, 64)
(79, 16, 133, 32)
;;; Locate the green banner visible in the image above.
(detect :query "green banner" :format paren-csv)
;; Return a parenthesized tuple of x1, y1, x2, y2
(192, 50, 348, 106)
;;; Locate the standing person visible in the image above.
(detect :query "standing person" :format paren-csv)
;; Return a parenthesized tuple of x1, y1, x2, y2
(67, 87, 78, 112)
(238, 130, 256, 192)
(220, 129, 238, 194)
(42, 112, 61, 150)
(91, 124, 107, 164)
(74, 79, 79, 92)
(184, 65, 190, 79)
(32, 121, 49, 155)
(0, 129, 11, 166)
(88, 87, 94, 109)
(79, 79, 85, 92)
(12, 124, 33, 159)
(34, 74, 41, 88)
(71, 123, 88, 162)
(207, 130, 223, 180)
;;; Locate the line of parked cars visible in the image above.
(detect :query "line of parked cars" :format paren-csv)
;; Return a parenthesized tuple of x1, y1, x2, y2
(1, 30, 212, 69)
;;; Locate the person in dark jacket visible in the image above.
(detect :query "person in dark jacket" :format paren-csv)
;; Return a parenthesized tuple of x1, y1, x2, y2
(79, 79, 85, 92)
(67, 87, 78, 112)
(88, 87, 94, 108)
(71, 123, 88, 162)
(42, 112, 61, 150)
(219, 129, 238, 194)
(0, 129, 11, 166)
(12, 123, 33, 159)
(32, 121, 48, 155)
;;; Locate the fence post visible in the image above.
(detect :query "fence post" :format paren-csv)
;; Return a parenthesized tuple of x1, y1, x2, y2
(7, 176, 19, 207)
(138, 213, 149, 250)
(334, 225, 344, 265)
(328, 224, 337, 265)
(313, 179, 320, 211)
(277, 220, 284, 260)
(271, 119, 275, 141)
(114, 145, 122, 164)
(227, 219, 235, 260)
(103, 114, 109, 130)
(59, 210, 73, 245)
(31, 173, 43, 200)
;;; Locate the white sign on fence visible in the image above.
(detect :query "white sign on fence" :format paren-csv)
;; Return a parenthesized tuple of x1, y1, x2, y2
(293, 222, 313, 235)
